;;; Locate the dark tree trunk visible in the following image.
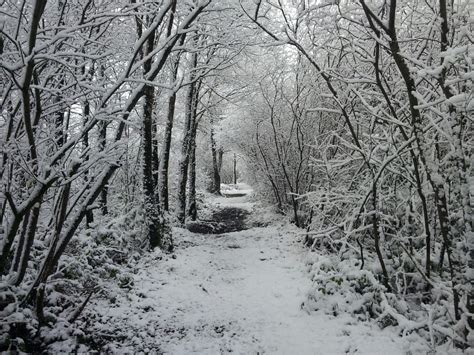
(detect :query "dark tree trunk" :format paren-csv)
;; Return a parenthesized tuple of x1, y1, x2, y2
(152, 121, 159, 189)
(372, 39, 432, 281)
(256, 126, 282, 210)
(0, 177, 57, 275)
(157, 0, 180, 212)
(139, 14, 165, 249)
(11, 210, 30, 273)
(158, 58, 180, 211)
(177, 50, 198, 224)
(187, 120, 198, 221)
(14, 201, 41, 286)
(372, 184, 390, 291)
(54, 93, 64, 147)
(30, 165, 117, 297)
(98, 110, 108, 215)
(209, 117, 221, 195)
(142, 84, 164, 249)
(97, 63, 108, 215)
(233, 153, 237, 185)
(83, 98, 94, 225)
(217, 149, 223, 173)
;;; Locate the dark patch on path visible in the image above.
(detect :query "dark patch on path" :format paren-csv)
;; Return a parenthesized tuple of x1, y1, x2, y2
(222, 192, 247, 198)
(187, 207, 250, 234)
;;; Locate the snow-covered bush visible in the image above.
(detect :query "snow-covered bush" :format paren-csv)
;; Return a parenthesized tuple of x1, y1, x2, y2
(306, 255, 401, 322)
(305, 252, 466, 350)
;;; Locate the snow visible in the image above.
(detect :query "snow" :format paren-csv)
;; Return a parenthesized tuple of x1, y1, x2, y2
(220, 183, 254, 199)
(84, 190, 408, 354)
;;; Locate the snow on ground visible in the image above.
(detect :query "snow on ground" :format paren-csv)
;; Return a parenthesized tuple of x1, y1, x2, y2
(84, 188, 408, 354)
(209, 183, 255, 211)
(220, 183, 254, 198)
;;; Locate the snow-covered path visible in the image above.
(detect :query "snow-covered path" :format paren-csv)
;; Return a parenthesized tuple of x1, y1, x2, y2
(89, 193, 406, 354)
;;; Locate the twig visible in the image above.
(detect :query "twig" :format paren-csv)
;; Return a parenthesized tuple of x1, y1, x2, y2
(69, 289, 96, 323)
(3, 192, 18, 216)
(399, 243, 434, 287)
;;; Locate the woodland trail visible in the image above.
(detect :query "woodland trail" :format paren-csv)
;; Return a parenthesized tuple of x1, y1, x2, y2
(89, 188, 406, 354)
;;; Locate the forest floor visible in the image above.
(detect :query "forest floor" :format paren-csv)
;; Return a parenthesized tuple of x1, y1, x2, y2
(79, 185, 407, 354)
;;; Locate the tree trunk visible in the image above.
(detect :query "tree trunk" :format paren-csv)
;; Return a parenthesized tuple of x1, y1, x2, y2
(177, 50, 198, 224)
(152, 117, 159, 190)
(29, 164, 117, 297)
(83, 98, 94, 225)
(233, 153, 237, 185)
(372, 184, 390, 291)
(372, 36, 433, 282)
(142, 84, 164, 249)
(54, 94, 65, 147)
(187, 120, 198, 221)
(98, 63, 108, 216)
(11, 210, 30, 273)
(209, 117, 221, 195)
(256, 125, 282, 210)
(158, 58, 180, 211)
(13, 201, 41, 286)
(139, 13, 165, 249)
